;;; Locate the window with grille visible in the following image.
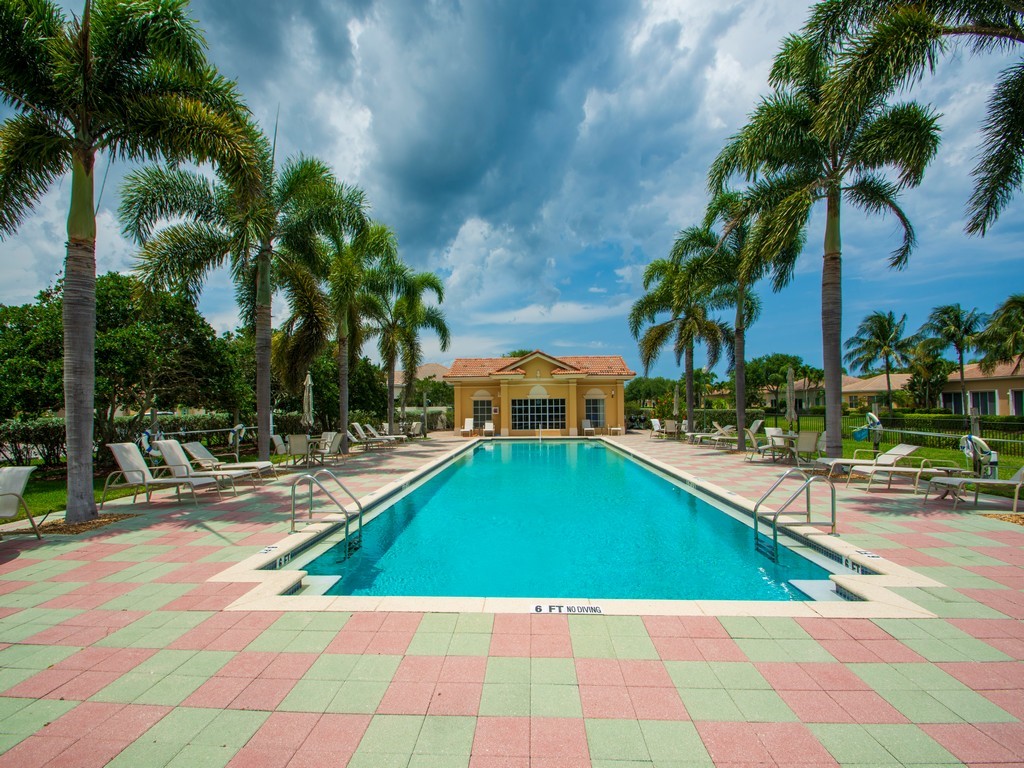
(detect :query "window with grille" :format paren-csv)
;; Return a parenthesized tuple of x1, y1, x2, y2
(584, 398, 605, 427)
(510, 398, 566, 430)
(472, 400, 492, 427)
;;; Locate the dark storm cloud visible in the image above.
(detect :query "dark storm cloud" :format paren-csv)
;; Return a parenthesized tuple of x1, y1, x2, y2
(355, 0, 637, 255)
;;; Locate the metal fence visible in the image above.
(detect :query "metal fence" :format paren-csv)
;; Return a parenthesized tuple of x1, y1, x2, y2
(759, 412, 1024, 458)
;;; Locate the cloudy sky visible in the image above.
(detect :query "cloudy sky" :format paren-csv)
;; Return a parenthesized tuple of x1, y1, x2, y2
(1, 0, 1020, 380)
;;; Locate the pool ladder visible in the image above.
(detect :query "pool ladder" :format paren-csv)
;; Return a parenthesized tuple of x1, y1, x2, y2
(290, 469, 364, 557)
(752, 468, 836, 562)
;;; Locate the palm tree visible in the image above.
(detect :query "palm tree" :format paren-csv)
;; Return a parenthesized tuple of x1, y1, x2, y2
(843, 310, 915, 412)
(709, 34, 940, 457)
(806, 2, 1024, 235)
(919, 303, 987, 417)
(628, 258, 732, 430)
(275, 221, 397, 454)
(0, 0, 254, 522)
(906, 337, 954, 408)
(120, 137, 363, 460)
(978, 294, 1024, 374)
(362, 263, 450, 436)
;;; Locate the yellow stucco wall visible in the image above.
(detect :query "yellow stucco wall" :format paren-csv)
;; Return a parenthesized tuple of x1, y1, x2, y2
(451, 376, 627, 436)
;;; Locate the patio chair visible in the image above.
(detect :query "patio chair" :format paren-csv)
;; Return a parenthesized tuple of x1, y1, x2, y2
(407, 422, 423, 438)
(847, 457, 974, 494)
(749, 427, 786, 462)
(0, 466, 41, 540)
(482, 421, 496, 437)
(310, 432, 345, 463)
(663, 420, 680, 439)
(352, 423, 394, 448)
(368, 424, 406, 443)
(183, 441, 278, 480)
(748, 419, 764, 436)
(650, 418, 665, 439)
(789, 431, 821, 466)
(285, 434, 312, 465)
(816, 443, 919, 479)
(581, 419, 596, 436)
(924, 465, 1024, 513)
(271, 434, 287, 456)
(460, 418, 475, 437)
(744, 429, 766, 462)
(154, 440, 256, 491)
(102, 442, 220, 508)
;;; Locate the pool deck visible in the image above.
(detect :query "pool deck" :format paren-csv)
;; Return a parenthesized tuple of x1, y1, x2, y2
(0, 432, 1022, 767)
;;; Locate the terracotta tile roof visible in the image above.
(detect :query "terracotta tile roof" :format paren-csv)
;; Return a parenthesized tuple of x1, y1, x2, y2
(444, 353, 635, 379)
(842, 373, 911, 393)
(951, 361, 1024, 380)
(394, 363, 450, 387)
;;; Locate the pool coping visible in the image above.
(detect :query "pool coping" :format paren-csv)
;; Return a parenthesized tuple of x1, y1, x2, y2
(210, 437, 943, 618)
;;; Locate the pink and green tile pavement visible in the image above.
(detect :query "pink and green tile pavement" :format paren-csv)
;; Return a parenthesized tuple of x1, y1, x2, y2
(0, 432, 1022, 767)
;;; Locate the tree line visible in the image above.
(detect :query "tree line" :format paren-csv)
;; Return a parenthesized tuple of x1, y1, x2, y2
(630, 2, 1024, 454)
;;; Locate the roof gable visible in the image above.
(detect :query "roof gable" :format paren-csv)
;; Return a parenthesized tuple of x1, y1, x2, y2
(496, 350, 578, 374)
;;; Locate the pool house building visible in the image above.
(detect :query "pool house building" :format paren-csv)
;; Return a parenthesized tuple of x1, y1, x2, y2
(444, 350, 635, 436)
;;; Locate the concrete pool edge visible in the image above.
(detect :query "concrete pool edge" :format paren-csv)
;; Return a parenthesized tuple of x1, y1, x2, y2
(212, 437, 943, 618)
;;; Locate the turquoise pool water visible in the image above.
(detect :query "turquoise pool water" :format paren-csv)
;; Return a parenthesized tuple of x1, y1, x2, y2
(303, 441, 833, 600)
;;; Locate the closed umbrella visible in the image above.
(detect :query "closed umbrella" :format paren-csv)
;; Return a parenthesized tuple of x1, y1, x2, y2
(301, 371, 314, 429)
(785, 366, 797, 426)
(672, 383, 679, 418)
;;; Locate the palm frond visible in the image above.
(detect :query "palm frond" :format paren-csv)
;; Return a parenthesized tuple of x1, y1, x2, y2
(0, 111, 68, 236)
(966, 62, 1024, 234)
(843, 173, 915, 267)
(0, 0, 64, 113)
(977, 292, 1024, 373)
(134, 222, 231, 302)
(118, 165, 221, 243)
(849, 101, 942, 187)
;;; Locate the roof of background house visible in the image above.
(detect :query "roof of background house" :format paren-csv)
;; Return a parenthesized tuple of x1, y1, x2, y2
(842, 372, 912, 393)
(950, 361, 1024, 381)
(394, 363, 450, 388)
(445, 352, 635, 379)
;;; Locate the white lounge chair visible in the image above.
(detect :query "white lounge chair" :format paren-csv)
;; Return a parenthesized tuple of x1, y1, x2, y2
(367, 424, 406, 443)
(183, 441, 278, 479)
(581, 419, 597, 437)
(154, 440, 256, 491)
(0, 467, 41, 540)
(482, 421, 496, 437)
(924, 465, 1024, 513)
(816, 443, 919, 479)
(352, 423, 393, 448)
(694, 422, 736, 445)
(847, 457, 973, 493)
(460, 418, 474, 437)
(346, 429, 374, 451)
(102, 442, 220, 507)
(271, 434, 287, 456)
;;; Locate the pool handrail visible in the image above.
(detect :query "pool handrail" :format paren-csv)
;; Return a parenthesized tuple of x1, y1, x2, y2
(290, 469, 364, 556)
(752, 468, 836, 561)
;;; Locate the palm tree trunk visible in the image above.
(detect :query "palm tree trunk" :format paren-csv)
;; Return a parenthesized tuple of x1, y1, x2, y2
(337, 328, 350, 455)
(386, 357, 397, 436)
(884, 358, 892, 413)
(254, 244, 273, 461)
(958, 351, 968, 423)
(63, 152, 99, 524)
(684, 343, 695, 429)
(822, 188, 843, 458)
(734, 284, 747, 452)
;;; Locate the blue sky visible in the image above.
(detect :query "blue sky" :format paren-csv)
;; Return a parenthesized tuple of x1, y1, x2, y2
(0, 0, 1020, 381)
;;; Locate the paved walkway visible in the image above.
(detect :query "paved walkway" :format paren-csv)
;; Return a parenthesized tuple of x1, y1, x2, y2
(0, 433, 1022, 767)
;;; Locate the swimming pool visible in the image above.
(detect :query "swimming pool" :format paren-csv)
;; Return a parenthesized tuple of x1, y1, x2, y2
(296, 441, 835, 600)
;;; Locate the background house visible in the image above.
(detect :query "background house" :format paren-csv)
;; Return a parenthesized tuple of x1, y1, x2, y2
(940, 361, 1024, 416)
(444, 351, 634, 436)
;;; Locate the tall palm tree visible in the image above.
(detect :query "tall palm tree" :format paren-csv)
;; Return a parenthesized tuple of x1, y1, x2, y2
(362, 264, 450, 436)
(709, 34, 940, 457)
(843, 310, 915, 412)
(806, 2, 1024, 235)
(919, 303, 987, 417)
(120, 136, 363, 460)
(978, 293, 1024, 374)
(275, 221, 397, 453)
(0, 0, 254, 522)
(628, 258, 732, 430)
